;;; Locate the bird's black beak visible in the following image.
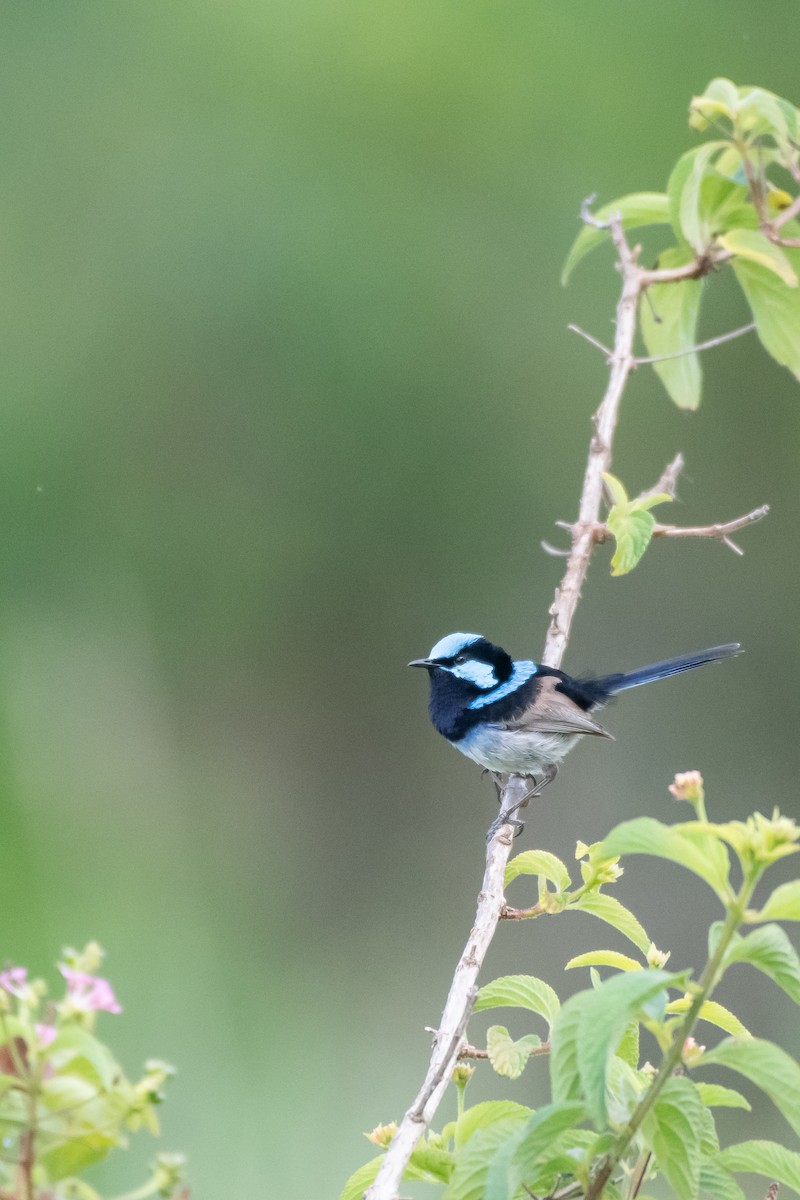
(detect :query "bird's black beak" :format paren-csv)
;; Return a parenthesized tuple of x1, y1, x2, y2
(408, 658, 435, 669)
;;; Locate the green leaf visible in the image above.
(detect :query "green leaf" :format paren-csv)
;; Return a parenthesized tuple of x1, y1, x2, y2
(452, 1101, 532, 1149)
(701, 1037, 800, 1136)
(474, 975, 560, 1030)
(562, 192, 670, 284)
(601, 817, 731, 901)
(551, 970, 678, 1124)
(695, 1083, 751, 1110)
(640, 246, 703, 409)
(738, 87, 792, 154)
(699, 1160, 746, 1200)
(505, 850, 571, 891)
(615, 1020, 640, 1068)
(733, 249, 800, 381)
(665, 997, 751, 1039)
(723, 923, 800, 1005)
(643, 1076, 703, 1200)
(443, 1119, 527, 1200)
(756, 880, 800, 922)
(690, 78, 739, 127)
(565, 950, 643, 972)
(339, 1156, 434, 1200)
(41, 1133, 119, 1183)
(718, 228, 798, 285)
(677, 141, 728, 250)
(483, 1102, 585, 1200)
(47, 1027, 121, 1090)
(607, 507, 656, 576)
(603, 471, 629, 508)
(718, 1140, 800, 1195)
(570, 891, 650, 953)
(486, 1026, 541, 1080)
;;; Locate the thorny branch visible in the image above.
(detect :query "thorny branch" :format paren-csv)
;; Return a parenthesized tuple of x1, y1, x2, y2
(548, 502, 770, 559)
(364, 199, 762, 1200)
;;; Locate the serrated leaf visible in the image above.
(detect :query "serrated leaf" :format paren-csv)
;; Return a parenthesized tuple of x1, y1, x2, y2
(665, 997, 751, 1039)
(474, 975, 560, 1030)
(643, 1076, 704, 1200)
(699, 1160, 746, 1200)
(701, 1037, 800, 1136)
(756, 880, 800, 922)
(453, 1101, 532, 1149)
(410, 1142, 455, 1182)
(570, 891, 650, 953)
(723, 923, 800, 1005)
(615, 1020, 640, 1068)
(565, 950, 643, 972)
(718, 228, 798, 285)
(443, 1119, 527, 1200)
(607, 507, 657, 576)
(733, 249, 800, 381)
(695, 1083, 751, 1110)
(718, 1140, 800, 1195)
(601, 818, 731, 901)
(562, 193, 670, 284)
(483, 1102, 585, 1200)
(505, 850, 571, 891)
(486, 1026, 541, 1080)
(551, 970, 678, 1124)
(640, 246, 704, 409)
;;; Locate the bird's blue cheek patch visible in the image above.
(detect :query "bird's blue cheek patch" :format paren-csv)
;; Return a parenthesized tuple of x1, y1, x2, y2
(468, 660, 537, 709)
(450, 660, 498, 689)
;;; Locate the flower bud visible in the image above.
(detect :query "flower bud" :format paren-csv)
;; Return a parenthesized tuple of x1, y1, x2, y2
(668, 771, 704, 809)
(366, 1123, 398, 1148)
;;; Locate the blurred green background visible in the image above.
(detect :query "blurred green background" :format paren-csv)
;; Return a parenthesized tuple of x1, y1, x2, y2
(1, 1, 799, 1195)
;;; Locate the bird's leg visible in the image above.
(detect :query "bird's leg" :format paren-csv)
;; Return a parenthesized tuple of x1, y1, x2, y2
(485, 765, 559, 843)
(523, 763, 558, 800)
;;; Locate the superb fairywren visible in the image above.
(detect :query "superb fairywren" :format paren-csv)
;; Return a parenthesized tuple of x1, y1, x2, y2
(409, 632, 740, 793)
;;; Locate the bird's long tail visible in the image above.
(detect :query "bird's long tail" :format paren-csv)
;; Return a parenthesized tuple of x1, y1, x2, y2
(596, 643, 742, 698)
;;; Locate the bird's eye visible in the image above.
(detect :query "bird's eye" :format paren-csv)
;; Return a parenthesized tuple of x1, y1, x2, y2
(454, 652, 469, 664)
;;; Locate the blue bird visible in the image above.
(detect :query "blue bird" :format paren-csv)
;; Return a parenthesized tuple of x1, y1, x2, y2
(409, 633, 740, 811)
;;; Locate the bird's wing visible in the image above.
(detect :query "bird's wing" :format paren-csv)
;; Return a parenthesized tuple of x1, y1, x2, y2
(506, 676, 614, 739)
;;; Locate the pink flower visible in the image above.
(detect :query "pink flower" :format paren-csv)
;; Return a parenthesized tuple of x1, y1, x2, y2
(0, 967, 29, 999)
(59, 966, 122, 1014)
(36, 1023, 57, 1048)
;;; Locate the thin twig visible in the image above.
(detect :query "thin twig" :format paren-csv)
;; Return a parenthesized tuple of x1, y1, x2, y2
(639, 452, 684, 500)
(635, 322, 756, 365)
(568, 324, 613, 358)
(581, 504, 769, 557)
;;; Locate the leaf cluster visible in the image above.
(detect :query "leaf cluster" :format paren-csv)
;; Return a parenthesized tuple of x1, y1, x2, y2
(564, 78, 800, 407)
(0, 944, 185, 1200)
(345, 790, 800, 1200)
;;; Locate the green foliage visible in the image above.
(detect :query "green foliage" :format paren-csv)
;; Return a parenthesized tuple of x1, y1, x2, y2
(349, 784, 800, 1200)
(642, 1076, 705, 1200)
(474, 975, 560, 1031)
(602, 473, 672, 576)
(639, 248, 703, 409)
(564, 78, 800, 408)
(0, 943, 185, 1200)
